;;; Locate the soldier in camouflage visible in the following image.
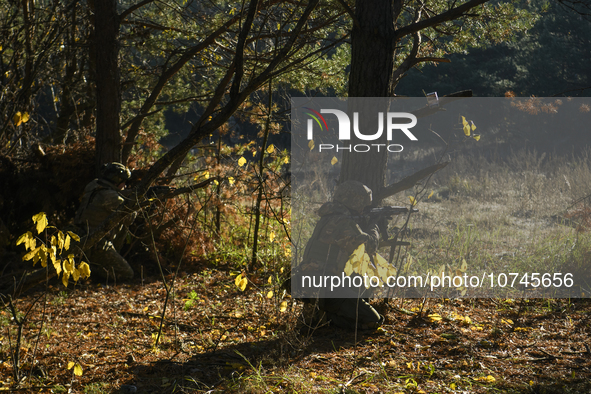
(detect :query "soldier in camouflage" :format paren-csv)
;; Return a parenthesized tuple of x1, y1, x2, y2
(297, 180, 384, 330)
(74, 162, 136, 281)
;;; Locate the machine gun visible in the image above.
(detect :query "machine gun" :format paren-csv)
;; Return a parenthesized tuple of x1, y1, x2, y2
(357, 205, 418, 241)
(364, 205, 417, 220)
(147, 185, 176, 199)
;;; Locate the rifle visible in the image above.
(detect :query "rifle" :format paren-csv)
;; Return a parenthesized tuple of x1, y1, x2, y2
(364, 206, 417, 220)
(145, 178, 218, 201)
(357, 205, 418, 241)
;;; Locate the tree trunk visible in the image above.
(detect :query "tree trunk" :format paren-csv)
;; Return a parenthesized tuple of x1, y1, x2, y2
(94, 0, 121, 169)
(340, 0, 397, 198)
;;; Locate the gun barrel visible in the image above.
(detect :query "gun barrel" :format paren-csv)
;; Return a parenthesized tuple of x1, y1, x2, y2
(368, 206, 418, 215)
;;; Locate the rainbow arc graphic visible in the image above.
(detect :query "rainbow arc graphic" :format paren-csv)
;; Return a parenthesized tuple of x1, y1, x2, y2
(304, 107, 328, 138)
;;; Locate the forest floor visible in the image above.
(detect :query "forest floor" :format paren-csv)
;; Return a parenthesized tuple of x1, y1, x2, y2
(4, 150, 591, 393)
(2, 267, 591, 394)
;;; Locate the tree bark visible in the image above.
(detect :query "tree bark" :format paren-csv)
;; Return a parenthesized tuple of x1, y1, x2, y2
(340, 0, 396, 196)
(340, 0, 488, 202)
(94, 0, 122, 169)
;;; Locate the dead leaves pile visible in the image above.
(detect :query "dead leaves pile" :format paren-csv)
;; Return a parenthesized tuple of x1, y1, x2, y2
(2, 271, 591, 393)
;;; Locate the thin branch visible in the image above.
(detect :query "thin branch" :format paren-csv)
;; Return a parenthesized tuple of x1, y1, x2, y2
(393, 0, 490, 40)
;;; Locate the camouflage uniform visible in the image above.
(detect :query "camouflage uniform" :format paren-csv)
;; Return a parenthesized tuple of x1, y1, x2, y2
(297, 181, 383, 330)
(74, 163, 135, 281)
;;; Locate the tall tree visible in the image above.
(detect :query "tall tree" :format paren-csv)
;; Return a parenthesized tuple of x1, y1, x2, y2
(94, 0, 122, 167)
(340, 0, 533, 200)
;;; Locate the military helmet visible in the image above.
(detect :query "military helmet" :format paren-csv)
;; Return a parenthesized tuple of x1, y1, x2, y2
(100, 162, 131, 185)
(333, 180, 372, 212)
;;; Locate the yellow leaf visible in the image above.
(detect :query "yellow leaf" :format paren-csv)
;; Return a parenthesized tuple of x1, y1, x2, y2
(57, 231, 65, 250)
(13, 111, 22, 126)
(235, 274, 247, 291)
(21, 112, 30, 123)
(39, 247, 47, 267)
(344, 260, 353, 276)
(308, 140, 315, 151)
(409, 196, 417, 206)
(269, 231, 275, 242)
(471, 121, 476, 131)
(268, 275, 273, 284)
(238, 157, 246, 167)
(53, 258, 62, 276)
(279, 300, 288, 312)
(476, 375, 495, 383)
(32, 212, 48, 234)
(23, 246, 42, 262)
(473, 134, 481, 141)
(228, 176, 235, 185)
(463, 124, 471, 136)
(72, 267, 80, 282)
(203, 170, 210, 179)
(283, 156, 290, 164)
(67, 361, 75, 369)
(15, 232, 28, 246)
(73, 363, 83, 376)
(64, 234, 71, 251)
(62, 271, 70, 287)
(63, 257, 74, 274)
(428, 313, 442, 322)
(213, 179, 219, 186)
(331, 156, 338, 165)
(266, 290, 273, 299)
(16, 231, 34, 250)
(66, 231, 80, 242)
(428, 190, 434, 199)
(374, 253, 388, 268)
(266, 144, 275, 154)
(461, 116, 468, 127)
(460, 258, 468, 271)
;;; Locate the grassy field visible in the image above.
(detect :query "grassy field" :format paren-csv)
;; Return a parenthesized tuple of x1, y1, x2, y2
(393, 149, 591, 298)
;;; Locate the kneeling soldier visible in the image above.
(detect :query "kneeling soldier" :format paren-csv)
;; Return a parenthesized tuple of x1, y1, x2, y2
(74, 162, 136, 281)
